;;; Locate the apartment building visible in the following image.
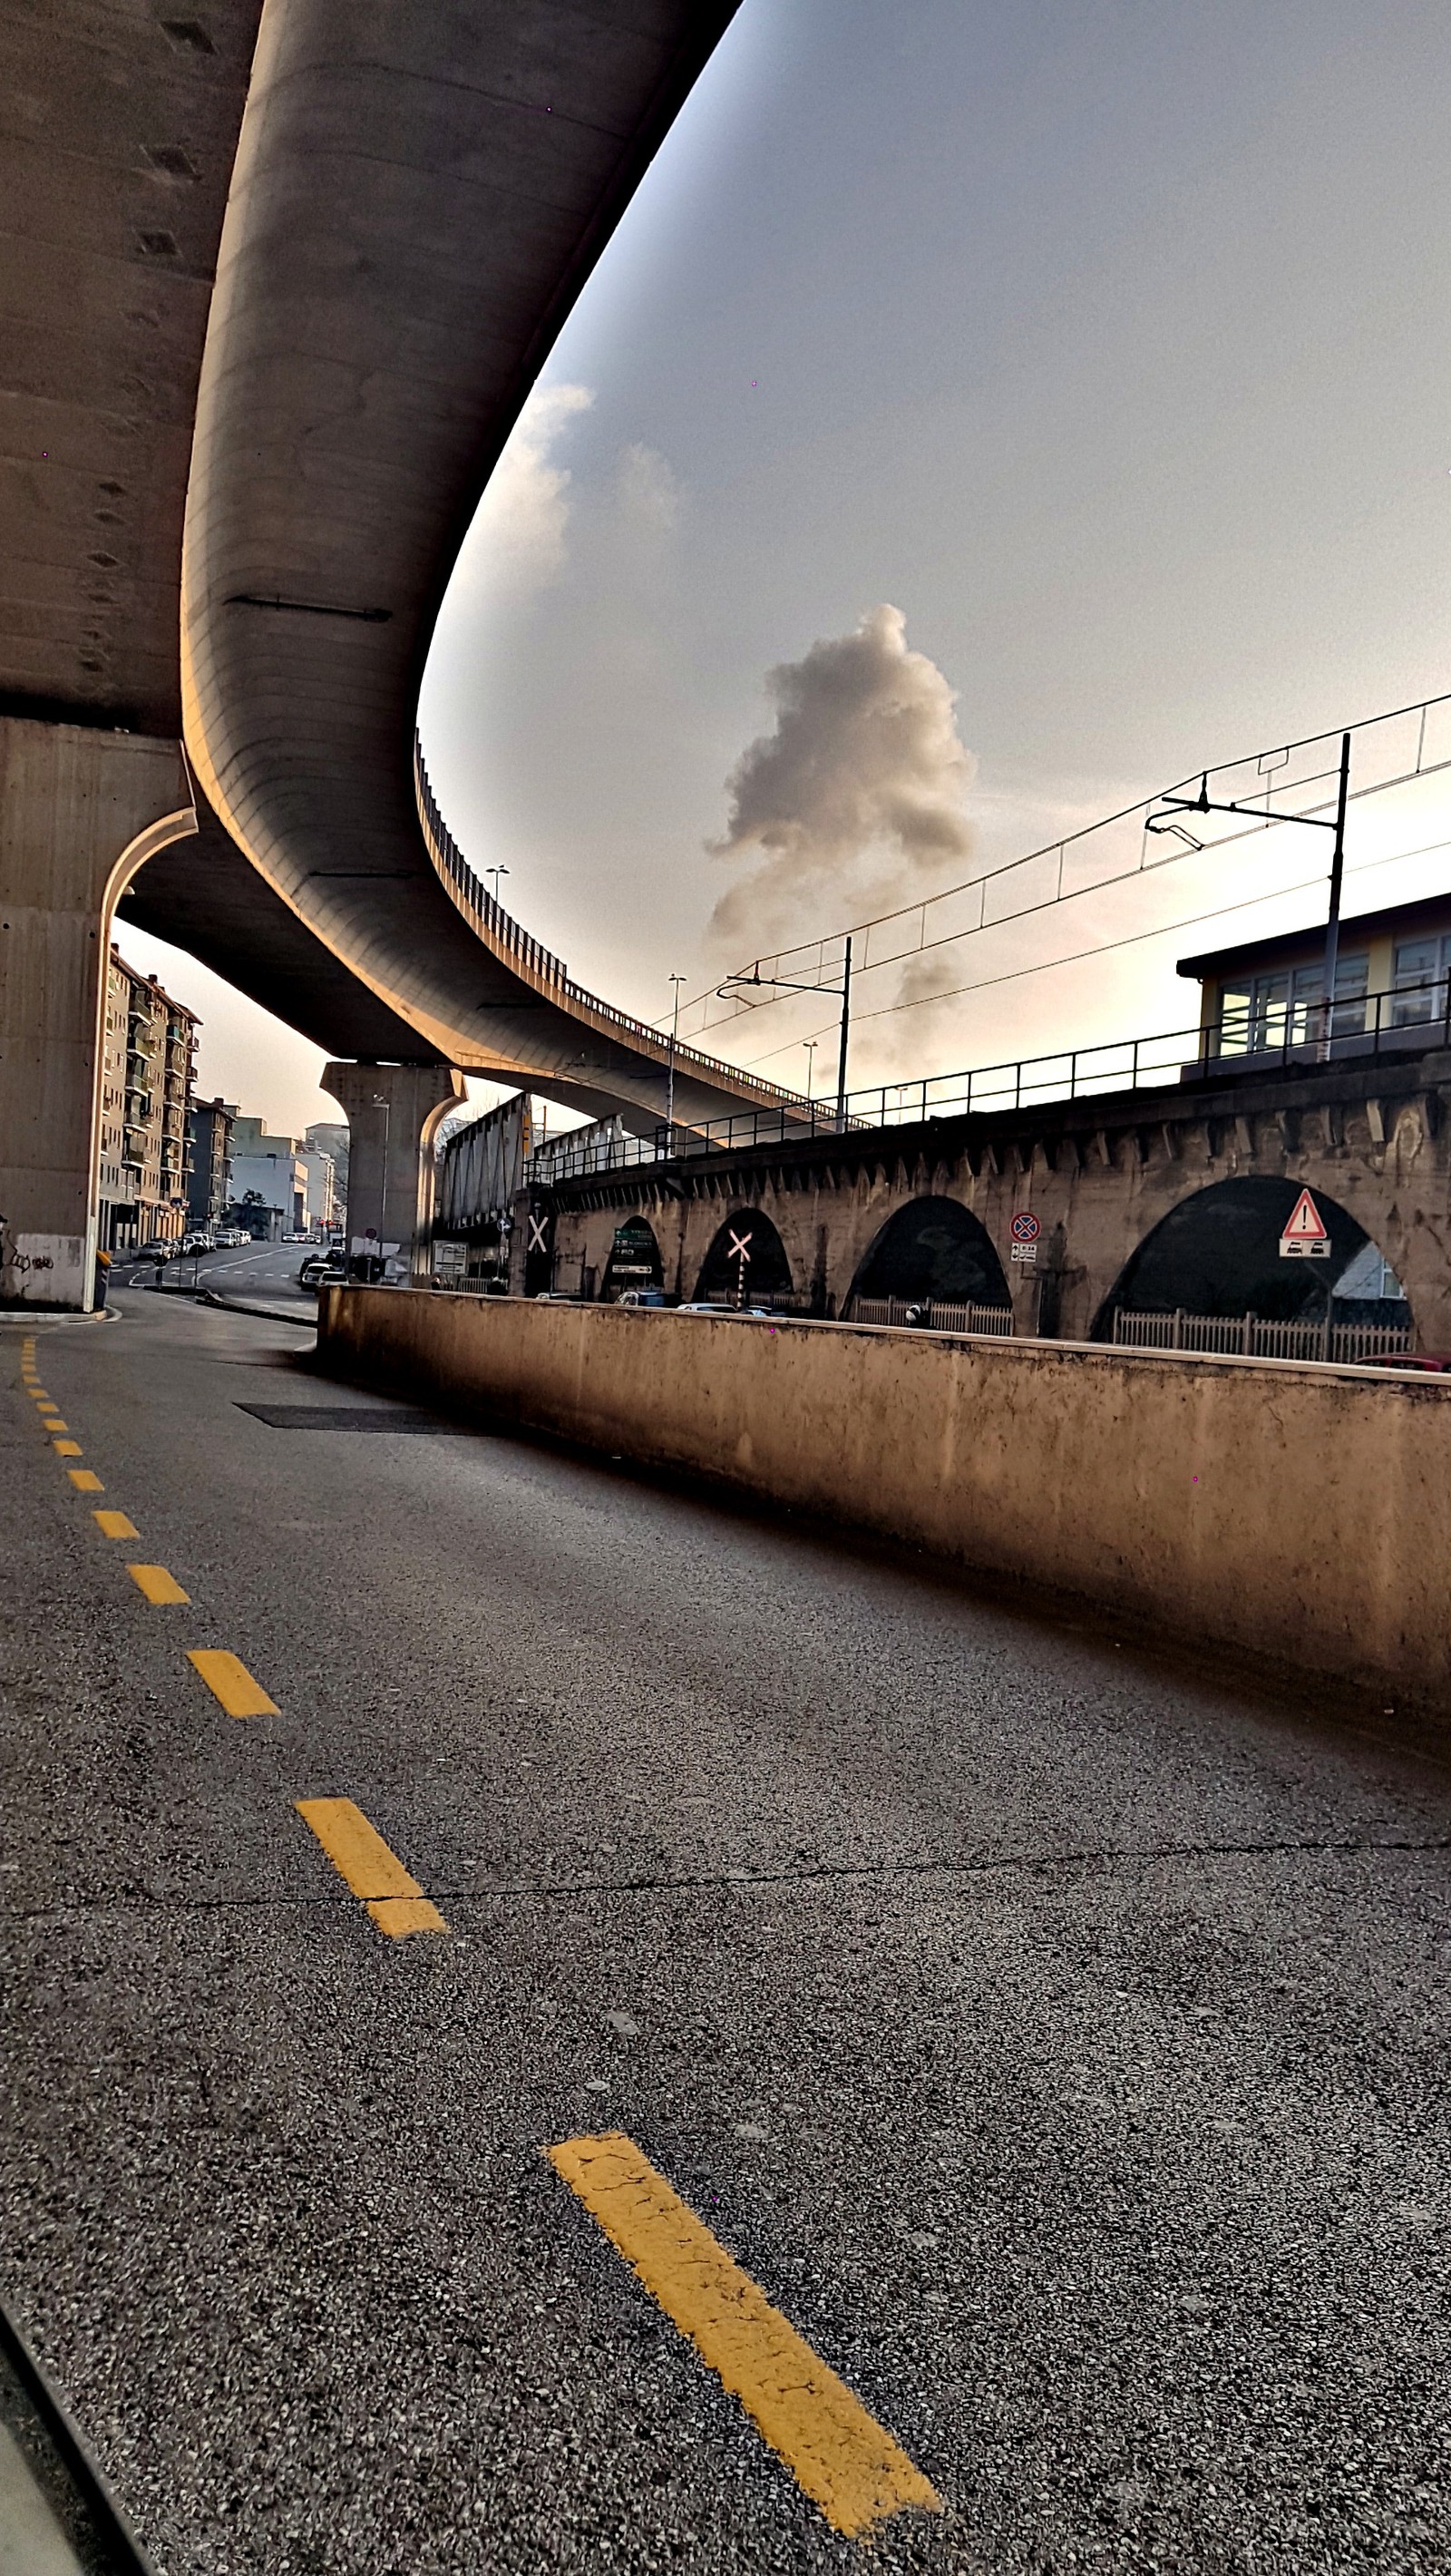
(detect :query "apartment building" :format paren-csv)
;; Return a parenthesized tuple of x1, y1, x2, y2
(97, 951, 200, 1250)
(188, 1097, 237, 1231)
(229, 1114, 308, 1237)
(298, 1142, 338, 1233)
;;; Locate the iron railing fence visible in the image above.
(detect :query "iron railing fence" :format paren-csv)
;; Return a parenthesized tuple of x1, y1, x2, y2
(527, 975, 1451, 1188)
(1111, 1309, 1413, 1363)
(852, 1297, 1015, 1335)
(414, 738, 805, 1113)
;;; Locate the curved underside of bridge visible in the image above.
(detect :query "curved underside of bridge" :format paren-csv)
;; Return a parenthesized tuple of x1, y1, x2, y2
(2, 0, 797, 1129)
(176, 0, 794, 1127)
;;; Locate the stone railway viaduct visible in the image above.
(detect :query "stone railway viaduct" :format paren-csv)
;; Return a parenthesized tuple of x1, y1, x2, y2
(536, 1039, 1451, 1348)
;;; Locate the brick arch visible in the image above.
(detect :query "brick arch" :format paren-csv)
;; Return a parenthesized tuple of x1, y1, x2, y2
(694, 1208, 794, 1305)
(1090, 1174, 1412, 1339)
(846, 1194, 1011, 1311)
(601, 1214, 663, 1300)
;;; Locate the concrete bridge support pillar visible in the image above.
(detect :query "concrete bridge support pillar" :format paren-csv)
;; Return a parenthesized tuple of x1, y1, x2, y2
(0, 719, 195, 1310)
(323, 1059, 463, 1284)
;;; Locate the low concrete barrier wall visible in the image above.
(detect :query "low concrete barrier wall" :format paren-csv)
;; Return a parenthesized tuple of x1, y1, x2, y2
(316, 1288, 1451, 1706)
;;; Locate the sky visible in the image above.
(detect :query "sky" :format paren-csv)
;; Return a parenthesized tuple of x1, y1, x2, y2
(125, 0, 1451, 1127)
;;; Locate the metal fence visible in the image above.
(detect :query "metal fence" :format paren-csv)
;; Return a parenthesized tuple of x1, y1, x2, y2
(524, 975, 1451, 1191)
(852, 1297, 1015, 1335)
(1111, 1309, 1413, 1363)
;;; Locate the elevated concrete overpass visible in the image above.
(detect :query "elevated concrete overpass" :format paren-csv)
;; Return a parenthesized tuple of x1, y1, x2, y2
(0, 0, 801, 1306)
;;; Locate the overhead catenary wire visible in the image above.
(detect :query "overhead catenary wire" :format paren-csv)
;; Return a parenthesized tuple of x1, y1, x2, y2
(667, 682, 1451, 1053)
(728, 832, 1451, 1073)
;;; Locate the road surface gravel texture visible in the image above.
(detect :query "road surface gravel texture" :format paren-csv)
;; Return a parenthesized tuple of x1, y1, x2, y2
(2, 1274, 1448, 2573)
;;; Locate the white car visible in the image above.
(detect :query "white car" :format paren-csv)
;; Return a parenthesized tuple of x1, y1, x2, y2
(673, 1303, 775, 1319)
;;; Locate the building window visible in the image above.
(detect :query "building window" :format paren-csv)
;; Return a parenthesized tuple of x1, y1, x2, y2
(1390, 933, 1451, 1029)
(1217, 953, 1368, 1055)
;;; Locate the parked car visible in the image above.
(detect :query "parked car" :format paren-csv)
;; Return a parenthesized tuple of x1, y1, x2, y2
(1358, 1350, 1451, 1373)
(298, 1251, 348, 1288)
(618, 1288, 667, 1308)
(673, 1303, 775, 1319)
(134, 1238, 175, 1262)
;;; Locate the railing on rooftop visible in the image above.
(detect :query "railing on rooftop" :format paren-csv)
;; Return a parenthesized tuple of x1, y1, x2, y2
(526, 975, 1451, 1187)
(413, 737, 806, 1113)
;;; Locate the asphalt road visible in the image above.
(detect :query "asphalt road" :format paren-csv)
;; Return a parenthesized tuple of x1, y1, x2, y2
(107, 1242, 324, 1319)
(3, 1289, 1450, 2573)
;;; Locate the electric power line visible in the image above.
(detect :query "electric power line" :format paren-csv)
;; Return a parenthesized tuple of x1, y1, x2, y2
(730, 830, 1451, 1071)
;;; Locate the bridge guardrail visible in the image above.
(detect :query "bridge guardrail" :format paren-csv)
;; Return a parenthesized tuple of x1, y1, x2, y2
(414, 740, 806, 1113)
(525, 978, 1451, 1188)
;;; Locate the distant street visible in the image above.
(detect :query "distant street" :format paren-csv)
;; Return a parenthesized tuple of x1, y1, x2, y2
(108, 1239, 324, 1315)
(3, 1288, 1449, 2573)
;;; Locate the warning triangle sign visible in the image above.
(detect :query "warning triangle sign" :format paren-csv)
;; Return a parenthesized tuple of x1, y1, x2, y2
(1281, 1187, 1329, 1244)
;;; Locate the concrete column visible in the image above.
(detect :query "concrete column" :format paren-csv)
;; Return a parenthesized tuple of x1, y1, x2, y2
(322, 1060, 463, 1283)
(0, 719, 195, 1310)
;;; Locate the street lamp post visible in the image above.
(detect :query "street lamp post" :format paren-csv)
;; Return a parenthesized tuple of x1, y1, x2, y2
(483, 865, 510, 910)
(1147, 732, 1352, 1059)
(719, 936, 854, 1127)
(372, 1089, 391, 1281)
(665, 972, 686, 1142)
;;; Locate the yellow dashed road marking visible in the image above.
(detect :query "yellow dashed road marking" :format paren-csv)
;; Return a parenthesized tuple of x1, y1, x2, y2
(547, 2132, 940, 2542)
(68, 1469, 102, 1492)
(30, 1392, 52, 1405)
(94, 1509, 139, 1539)
(127, 1564, 190, 1605)
(43, 1419, 69, 1433)
(53, 1439, 82, 1458)
(294, 1798, 448, 1938)
(187, 1649, 278, 1718)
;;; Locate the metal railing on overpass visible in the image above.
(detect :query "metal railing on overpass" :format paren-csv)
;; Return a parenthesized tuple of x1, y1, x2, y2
(414, 740, 806, 1112)
(526, 975, 1451, 1187)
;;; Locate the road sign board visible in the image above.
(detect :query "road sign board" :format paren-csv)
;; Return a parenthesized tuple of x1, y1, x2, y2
(1280, 1187, 1330, 1259)
(1010, 1211, 1041, 1244)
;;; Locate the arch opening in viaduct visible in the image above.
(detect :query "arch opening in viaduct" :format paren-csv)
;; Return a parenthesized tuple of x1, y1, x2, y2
(695, 1210, 794, 1307)
(847, 1195, 1011, 1315)
(1091, 1176, 1411, 1339)
(602, 1216, 665, 1302)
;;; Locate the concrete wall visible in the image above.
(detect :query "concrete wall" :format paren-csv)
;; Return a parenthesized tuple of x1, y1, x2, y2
(316, 1287, 1451, 1710)
(0, 719, 194, 1307)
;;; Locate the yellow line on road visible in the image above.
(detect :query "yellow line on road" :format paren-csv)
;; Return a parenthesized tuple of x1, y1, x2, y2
(43, 1419, 69, 1433)
(547, 2132, 940, 2541)
(187, 1649, 278, 1718)
(94, 1509, 139, 1539)
(30, 1391, 52, 1405)
(53, 1439, 82, 1457)
(67, 1469, 102, 1492)
(127, 1563, 190, 1605)
(294, 1798, 448, 1938)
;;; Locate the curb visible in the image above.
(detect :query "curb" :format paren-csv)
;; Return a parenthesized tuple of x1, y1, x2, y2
(0, 1307, 119, 1331)
(198, 1291, 318, 1327)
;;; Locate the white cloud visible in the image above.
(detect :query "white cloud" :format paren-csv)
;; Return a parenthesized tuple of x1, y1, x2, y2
(707, 605, 975, 957)
(461, 382, 595, 600)
(614, 441, 680, 537)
